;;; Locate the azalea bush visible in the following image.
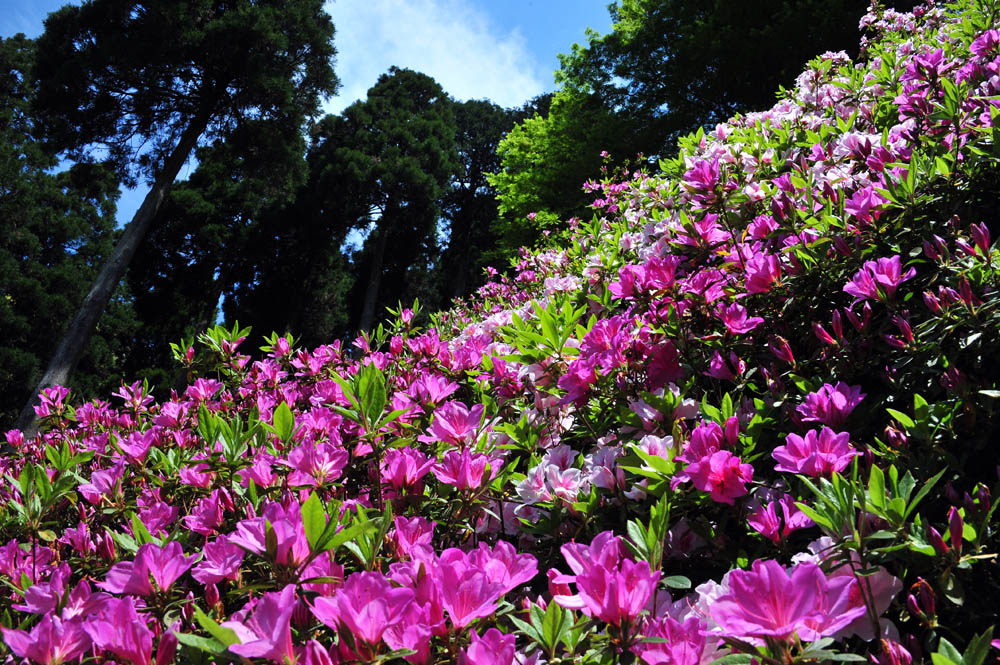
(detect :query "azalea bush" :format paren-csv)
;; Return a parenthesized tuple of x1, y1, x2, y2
(2, 1, 1000, 664)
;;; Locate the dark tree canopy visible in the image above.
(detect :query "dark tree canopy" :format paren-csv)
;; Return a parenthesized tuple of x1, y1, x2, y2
(16, 0, 338, 430)
(329, 68, 460, 333)
(0, 35, 136, 429)
(34, 0, 338, 187)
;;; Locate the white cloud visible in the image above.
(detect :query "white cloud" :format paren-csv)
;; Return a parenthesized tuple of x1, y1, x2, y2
(322, 0, 546, 115)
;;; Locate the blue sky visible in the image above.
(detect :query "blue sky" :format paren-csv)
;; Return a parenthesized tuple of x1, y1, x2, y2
(2, 0, 613, 222)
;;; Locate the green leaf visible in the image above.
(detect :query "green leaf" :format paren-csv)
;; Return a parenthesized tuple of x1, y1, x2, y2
(962, 627, 994, 665)
(301, 492, 327, 551)
(174, 632, 226, 654)
(130, 513, 153, 546)
(193, 607, 240, 647)
(272, 401, 294, 442)
(905, 468, 945, 519)
(886, 408, 915, 430)
(662, 575, 691, 589)
(868, 466, 887, 513)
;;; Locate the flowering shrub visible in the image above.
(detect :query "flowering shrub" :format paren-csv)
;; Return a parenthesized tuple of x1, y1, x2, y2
(2, 2, 1000, 664)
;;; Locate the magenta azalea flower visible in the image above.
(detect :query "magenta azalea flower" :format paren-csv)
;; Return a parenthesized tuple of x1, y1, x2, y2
(83, 597, 153, 665)
(192, 537, 245, 585)
(773, 427, 858, 477)
(3, 613, 91, 665)
(459, 627, 517, 665)
(797, 382, 865, 428)
(418, 401, 484, 447)
(708, 559, 865, 643)
(432, 449, 501, 491)
(224, 585, 298, 662)
(312, 571, 415, 649)
(685, 450, 753, 505)
(99, 541, 196, 596)
(843, 255, 915, 301)
(747, 494, 814, 542)
(633, 615, 707, 665)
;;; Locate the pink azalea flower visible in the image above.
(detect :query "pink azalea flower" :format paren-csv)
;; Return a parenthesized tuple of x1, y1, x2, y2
(843, 255, 915, 301)
(797, 382, 865, 428)
(191, 537, 245, 585)
(381, 446, 436, 490)
(99, 541, 196, 596)
(283, 441, 349, 486)
(224, 585, 298, 663)
(83, 597, 154, 665)
(182, 489, 231, 536)
(747, 494, 814, 542)
(633, 615, 707, 665)
(2, 613, 91, 665)
(418, 401, 484, 447)
(684, 450, 753, 505)
(392, 516, 436, 557)
(311, 571, 415, 648)
(773, 428, 858, 477)
(715, 302, 764, 334)
(466, 540, 538, 594)
(707, 559, 865, 644)
(557, 555, 660, 626)
(745, 252, 781, 294)
(432, 449, 501, 492)
(459, 627, 517, 665)
(437, 562, 504, 630)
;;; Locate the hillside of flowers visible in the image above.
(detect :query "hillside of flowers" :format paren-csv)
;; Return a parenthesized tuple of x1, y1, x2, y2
(2, 1, 1000, 664)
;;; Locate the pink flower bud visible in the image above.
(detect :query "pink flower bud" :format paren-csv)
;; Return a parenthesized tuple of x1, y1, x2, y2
(971, 222, 990, 255)
(813, 322, 837, 345)
(948, 507, 964, 556)
(923, 291, 942, 315)
(928, 526, 949, 555)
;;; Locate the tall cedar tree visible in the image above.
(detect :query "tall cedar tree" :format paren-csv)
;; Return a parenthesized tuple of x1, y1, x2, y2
(0, 35, 136, 429)
(126, 119, 310, 392)
(18, 0, 337, 430)
(331, 68, 459, 333)
(438, 99, 521, 301)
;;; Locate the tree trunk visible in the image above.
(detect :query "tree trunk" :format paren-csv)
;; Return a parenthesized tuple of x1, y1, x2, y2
(14, 109, 212, 436)
(358, 214, 391, 334)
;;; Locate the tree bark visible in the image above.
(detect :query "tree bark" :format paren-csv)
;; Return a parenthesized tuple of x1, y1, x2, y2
(357, 214, 391, 334)
(14, 109, 212, 436)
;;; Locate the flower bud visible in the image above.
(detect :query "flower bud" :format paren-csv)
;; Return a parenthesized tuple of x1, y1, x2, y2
(205, 583, 220, 609)
(928, 526, 949, 555)
(948, 507, 964, 556)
